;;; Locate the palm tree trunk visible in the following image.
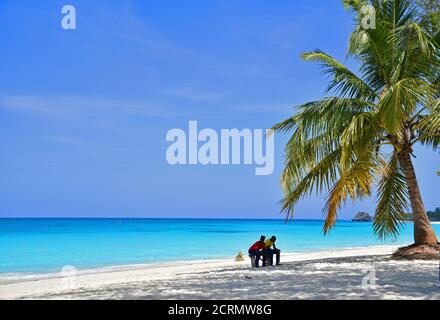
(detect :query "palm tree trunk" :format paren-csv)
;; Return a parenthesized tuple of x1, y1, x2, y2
(398, 150, 438, 245)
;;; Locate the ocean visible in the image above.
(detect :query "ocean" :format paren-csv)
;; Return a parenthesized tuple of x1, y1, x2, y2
(1, 218, 437, 275)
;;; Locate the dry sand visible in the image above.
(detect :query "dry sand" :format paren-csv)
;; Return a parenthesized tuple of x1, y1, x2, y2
(0, 245, 439, 300)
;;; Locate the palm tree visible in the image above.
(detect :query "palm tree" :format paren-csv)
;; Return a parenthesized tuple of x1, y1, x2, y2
(273, 0, 440, 258)
(415, 0, 440, 26)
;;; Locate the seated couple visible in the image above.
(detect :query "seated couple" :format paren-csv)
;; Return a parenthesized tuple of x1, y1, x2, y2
(248, 235, 281, 267)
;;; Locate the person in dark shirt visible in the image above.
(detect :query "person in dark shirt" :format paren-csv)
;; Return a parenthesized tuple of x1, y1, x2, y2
(248, 235, 266, 267)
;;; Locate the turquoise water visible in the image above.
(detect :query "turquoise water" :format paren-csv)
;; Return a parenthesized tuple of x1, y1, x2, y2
(1, 218, 438, 275)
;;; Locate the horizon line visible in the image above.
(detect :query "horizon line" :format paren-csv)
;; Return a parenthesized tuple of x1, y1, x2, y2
(0, 216, 341, 221)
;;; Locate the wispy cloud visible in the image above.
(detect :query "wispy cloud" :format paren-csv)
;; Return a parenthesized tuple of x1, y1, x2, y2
(0, 95, 74, 115)
(102, 2, 191, 58)
(199, 62, 281, 80)
(44, 136, 89, 146)
(117, 22, 191, 57)
(0, 94, 176, 118)
(227, 103, 295, 115)
(101, 3, 280, 80)
(42, 135, 143, 160)
(163, 87, 224, 101)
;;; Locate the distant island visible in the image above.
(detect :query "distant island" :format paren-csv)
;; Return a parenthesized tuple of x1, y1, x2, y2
(403, 208, 440, 222)
(352, 212, 373, 222)
(352, 208, 440, 222)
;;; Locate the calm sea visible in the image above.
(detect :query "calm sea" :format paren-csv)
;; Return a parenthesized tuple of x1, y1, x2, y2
(1, 218, 437, 274)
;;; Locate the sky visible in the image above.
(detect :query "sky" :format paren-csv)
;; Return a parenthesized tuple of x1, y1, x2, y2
(0, 0, 439, 219)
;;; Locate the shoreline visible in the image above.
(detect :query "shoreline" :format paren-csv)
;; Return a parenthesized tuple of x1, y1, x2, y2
(0, 244, 403, 277)
(0, 244, 401, 282)
(2, 244, 426, 300)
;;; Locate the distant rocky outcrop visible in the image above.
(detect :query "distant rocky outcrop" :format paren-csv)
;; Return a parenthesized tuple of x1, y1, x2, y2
(352, 212, 373, 222)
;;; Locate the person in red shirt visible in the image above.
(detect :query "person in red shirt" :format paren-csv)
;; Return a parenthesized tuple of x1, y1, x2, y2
(248, 235, 266, 267)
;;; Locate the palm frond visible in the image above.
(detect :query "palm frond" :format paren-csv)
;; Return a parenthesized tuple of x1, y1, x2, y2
(373, 152, 409, 239)
(302, 51, 378, 101)
(323, 154, 379, 233)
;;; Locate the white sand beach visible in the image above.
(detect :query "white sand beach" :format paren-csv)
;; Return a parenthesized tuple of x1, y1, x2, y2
(0, 245, 439, 300)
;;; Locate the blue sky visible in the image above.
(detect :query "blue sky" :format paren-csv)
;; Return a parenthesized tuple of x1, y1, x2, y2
(0, 0, 439, 219)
